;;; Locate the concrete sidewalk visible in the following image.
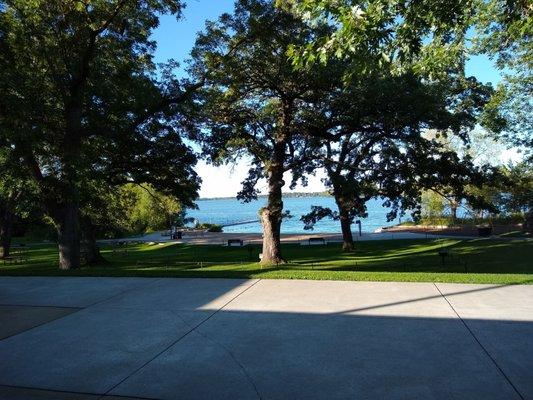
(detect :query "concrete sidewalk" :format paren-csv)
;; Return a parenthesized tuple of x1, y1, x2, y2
(99, 230, 475, 246)
(0, 277, 531, 400)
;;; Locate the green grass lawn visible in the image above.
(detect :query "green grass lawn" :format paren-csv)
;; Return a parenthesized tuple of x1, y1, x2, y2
(1, 238, 532, 284)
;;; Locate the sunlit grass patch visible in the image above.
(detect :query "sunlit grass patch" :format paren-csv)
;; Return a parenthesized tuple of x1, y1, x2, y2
(1, 238, 531, 284)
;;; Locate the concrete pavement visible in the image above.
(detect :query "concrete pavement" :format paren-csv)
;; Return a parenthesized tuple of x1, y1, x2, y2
(0, 277, 531, 399)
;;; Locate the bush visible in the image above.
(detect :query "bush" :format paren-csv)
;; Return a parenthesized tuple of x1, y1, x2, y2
(207, 225, 223, 232)
(195, 223, 223, 232)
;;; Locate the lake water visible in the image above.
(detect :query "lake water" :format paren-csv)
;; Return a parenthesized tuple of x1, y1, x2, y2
(187, 196, 408, 233)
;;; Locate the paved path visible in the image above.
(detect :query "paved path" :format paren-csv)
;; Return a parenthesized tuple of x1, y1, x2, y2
(0, 277, 531, 400)
(101, 230, 475, 246)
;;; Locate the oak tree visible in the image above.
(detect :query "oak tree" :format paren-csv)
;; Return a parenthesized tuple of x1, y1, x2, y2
(300, 72, 495, 250)
(192, 0, 332, 264)
(0, 0, 201, 268)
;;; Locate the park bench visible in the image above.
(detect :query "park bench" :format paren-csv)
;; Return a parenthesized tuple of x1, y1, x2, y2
(308, 237, 326, 246)
(227, 239, 244, 247)
(3, 245, 29, 265)
(109, 241, 131, 255)
(2, 254, 27, 265)
(112, 247, 129, 255)
(3, 255, 25, 265)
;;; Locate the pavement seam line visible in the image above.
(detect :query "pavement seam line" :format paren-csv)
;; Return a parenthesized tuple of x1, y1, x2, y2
(100, 279, 263, 399)
(193, 325, 263, 400)
(169, 309, 262, 400)
(0, 383, 159, 400)
(0, 307, 83, 342)
(432, 283, 525, 400)
(0, 279, 164, 344)
(0, 303, 80, 309)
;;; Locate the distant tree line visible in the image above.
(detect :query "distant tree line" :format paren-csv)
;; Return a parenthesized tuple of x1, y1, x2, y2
(0, 0, 531, 267)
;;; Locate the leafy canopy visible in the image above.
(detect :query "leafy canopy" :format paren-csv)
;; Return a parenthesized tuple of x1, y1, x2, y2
(0, 0, 200, 210)
(277, 0, 475, 79)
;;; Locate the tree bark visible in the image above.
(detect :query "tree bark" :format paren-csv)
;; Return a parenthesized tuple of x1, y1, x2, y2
(329, 173, 356, 252)
(260, 134, 287, 265)
(55, 91, 84, 270)
(260, 208, 285, 265)
(339, 215, 354, 252)
(334, 194, 354, 252)
(260, 163, 286, 265)
(81, 216, 105, 264)
(259, 97, 294, 265)
(524, 209, 533, 234)
(0, 200, 14, 259)
(57, 201, 81, 270)
(450, 199, 458, 225)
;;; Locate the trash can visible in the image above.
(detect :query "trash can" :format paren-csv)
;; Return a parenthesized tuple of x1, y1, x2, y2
(176, 231, 182, 239)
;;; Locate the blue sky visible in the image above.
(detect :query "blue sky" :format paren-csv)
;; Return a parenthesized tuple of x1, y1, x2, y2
(150, 1, 506, 198)
(151, 1, 503, 85)
(151, 1, 234, 71)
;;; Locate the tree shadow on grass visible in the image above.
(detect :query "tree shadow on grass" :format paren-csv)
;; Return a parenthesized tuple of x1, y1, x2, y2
(3, 239, 531, 281)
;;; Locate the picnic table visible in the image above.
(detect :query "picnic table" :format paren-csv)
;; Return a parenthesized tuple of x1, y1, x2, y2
(2, 245, 29, 265)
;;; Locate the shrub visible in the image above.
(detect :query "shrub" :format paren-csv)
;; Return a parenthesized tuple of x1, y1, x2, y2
(195, 223, 223, 232)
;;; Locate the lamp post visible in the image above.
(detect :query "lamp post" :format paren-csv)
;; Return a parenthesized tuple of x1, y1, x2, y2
(355, 220, 362, 237)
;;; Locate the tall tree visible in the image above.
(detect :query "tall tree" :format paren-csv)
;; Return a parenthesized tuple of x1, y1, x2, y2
(300, 72, 495, 250)
(474, 0, 532, 160)
(0, 0, 201, 269)
(474, 0, 532, 232)
(280, 0, 530, 165)
(192, 0, 332, 264)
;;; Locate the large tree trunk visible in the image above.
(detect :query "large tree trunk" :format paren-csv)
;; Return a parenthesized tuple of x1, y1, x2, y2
(260, 98, 294, 265)
(260, 207, 284, 265)
(0, 200, 14, 259)
(334, 194, 354, 252)
(339, 215, 354, 252)
(55, 95, 84, 270)
(260, 164, 286, 265)
(260, 138, 287, 265)
(524, 209, 533, 234)
(56, 201, 81, 270)
(81, 216, 105, 264)
(449, 198, 458, 225)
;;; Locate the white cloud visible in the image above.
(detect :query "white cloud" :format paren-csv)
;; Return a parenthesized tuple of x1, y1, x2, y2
(196, 159, 327, 198)
(499, 148, 523, 165)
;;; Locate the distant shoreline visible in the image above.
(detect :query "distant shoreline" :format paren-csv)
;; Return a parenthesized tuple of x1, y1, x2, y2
(199, 191, 331, 201)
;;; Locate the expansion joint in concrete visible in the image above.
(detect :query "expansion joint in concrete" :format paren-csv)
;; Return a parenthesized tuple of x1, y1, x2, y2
(433, 283, 525, 400)
(100, 279, 263, 399)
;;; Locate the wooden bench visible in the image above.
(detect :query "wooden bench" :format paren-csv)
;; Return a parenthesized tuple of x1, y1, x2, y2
(227, 239, 244, 247)
(3, 246, 30, 265)
(308, 237, 326, 246)
(2, 254, 27, 265)
(112, 248, 129, 256)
